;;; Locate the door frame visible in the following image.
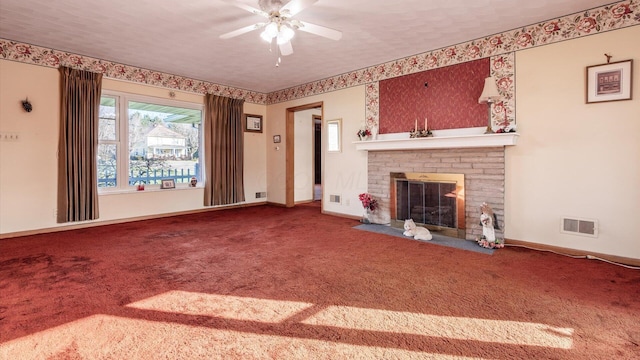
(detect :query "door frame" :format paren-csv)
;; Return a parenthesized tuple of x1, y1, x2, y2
(285, 102, 323, 207)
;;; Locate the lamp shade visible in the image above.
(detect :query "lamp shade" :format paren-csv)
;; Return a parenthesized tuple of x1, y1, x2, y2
(478, 77, 500, 104)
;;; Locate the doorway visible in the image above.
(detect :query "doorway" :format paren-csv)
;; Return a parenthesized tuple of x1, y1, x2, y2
(285, 102, 323, 208)
(313, 114, 322, 201)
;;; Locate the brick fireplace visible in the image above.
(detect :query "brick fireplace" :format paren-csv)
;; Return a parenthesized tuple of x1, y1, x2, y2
(390, 172, 465, 238)
(365, 146, 507, 241)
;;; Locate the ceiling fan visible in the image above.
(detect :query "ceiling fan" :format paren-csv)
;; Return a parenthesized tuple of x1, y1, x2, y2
(219, 0, 342, 61)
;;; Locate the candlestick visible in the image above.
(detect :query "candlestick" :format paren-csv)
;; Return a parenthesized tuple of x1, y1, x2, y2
(424, 117, 428, 130)
(414, 119, 417, 132)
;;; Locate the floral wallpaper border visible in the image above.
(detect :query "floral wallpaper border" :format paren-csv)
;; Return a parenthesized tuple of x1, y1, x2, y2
(0, 41, 268, 105)
(488, 52, 515, 131)
(0, 0, 638, 118)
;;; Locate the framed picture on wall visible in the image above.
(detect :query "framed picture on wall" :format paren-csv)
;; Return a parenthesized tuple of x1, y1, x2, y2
(586, 59, 633, 103)
(245, 114, 263, 133)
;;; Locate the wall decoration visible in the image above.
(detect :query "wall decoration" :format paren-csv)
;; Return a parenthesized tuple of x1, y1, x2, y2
(378, 58, 489, 133)
(244, 114, 263, 133)
(21, 98, 32, 112)
(586, 59, 633, 103)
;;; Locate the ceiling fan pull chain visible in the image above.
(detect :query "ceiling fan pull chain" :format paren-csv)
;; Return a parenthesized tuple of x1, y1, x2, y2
(275, 39, 282, 67)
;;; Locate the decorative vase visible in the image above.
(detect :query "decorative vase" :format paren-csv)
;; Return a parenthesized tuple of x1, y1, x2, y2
(361, 208, 371, 224)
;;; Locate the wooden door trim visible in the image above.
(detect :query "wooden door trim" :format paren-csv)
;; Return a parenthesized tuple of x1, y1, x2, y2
(285, 102, 323, 207)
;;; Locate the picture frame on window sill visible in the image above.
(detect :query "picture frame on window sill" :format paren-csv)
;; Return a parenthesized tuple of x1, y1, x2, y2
(586, 59, 633, 104)
(244, 114, 263, 133)
(160, 178, 176, 189)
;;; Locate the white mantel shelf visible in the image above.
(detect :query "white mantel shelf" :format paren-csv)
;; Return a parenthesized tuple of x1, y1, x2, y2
(354, 130, 519, 151)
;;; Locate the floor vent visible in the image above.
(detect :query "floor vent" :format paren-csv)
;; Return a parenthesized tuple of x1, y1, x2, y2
(561, 217, 598, 238)
(329, 195, 341, 204)
(255, 192, 267, 199)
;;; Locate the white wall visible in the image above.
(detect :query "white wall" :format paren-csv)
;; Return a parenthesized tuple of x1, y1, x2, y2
(267, 85, 368, 217)
(506, 25, 640, 258)
(0, 60, 267, 235)
(0, 61, 59, 233)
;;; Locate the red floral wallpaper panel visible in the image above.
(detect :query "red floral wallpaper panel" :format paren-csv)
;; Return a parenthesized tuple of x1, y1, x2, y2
(379, 58, 489, 133)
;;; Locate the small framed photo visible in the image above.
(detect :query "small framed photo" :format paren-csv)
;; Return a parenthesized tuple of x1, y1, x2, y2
(245, 114, 263, 133)
(273, 135, 281, 143)
(586, 59, 633, 103)
(160, 178, 176, 189)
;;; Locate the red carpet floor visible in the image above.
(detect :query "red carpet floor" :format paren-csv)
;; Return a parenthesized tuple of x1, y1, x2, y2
(1, 204, 639, 359)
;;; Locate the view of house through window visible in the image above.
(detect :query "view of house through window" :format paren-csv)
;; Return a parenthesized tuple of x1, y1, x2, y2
(98, 92, 203, 190)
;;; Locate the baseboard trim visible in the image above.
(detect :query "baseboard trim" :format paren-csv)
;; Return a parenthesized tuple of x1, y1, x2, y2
(321, 209, 361, 221)
(0, 201, 267, 240)
(505, 238, 640, 267)
(266, 201, 287, 207)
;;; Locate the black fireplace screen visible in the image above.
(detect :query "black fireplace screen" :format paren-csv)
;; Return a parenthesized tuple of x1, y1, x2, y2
(396, 180, 457, 228)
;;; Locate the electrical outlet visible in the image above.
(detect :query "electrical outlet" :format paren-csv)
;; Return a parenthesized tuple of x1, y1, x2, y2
(0, 132, 20, 141)
(346, 199, 350, 206)
(53, 208, 57, 218)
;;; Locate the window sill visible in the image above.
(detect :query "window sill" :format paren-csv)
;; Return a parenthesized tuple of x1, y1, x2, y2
(99, 185, 203, 196)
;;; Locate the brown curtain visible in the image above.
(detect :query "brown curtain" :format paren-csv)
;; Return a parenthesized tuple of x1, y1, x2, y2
(57, 66, 103, 222)
(203, 94, 245, 206)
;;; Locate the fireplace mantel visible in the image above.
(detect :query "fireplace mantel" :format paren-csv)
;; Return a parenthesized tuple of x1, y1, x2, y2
(354, 128, 519, 151)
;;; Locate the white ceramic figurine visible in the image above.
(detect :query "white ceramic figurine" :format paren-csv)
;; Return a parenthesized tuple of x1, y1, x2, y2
(480, 202, 496, 242)
(403, 219, 433, 241)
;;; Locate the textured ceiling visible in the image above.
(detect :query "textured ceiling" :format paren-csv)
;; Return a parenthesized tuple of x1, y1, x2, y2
(0, 0, 616, 93)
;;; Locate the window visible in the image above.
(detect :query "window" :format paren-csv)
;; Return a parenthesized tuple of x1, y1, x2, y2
(98, 91, 203, 190)
(327, 118, 341, 152)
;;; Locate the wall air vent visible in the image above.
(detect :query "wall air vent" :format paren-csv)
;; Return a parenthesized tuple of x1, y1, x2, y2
(561, 217, 598, 238)
(255, 192, 267, 199)
(329, 195, 341, 204)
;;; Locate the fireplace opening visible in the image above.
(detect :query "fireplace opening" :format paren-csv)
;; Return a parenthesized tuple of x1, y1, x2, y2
(390, 173, 465, 238)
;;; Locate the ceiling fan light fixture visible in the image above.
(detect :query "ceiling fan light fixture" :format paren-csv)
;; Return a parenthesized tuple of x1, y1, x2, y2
(260, 30, 273, 42)
(220, 0, 343, 57)
(277, 25, 295, 44)
(262, 22, 279, 39)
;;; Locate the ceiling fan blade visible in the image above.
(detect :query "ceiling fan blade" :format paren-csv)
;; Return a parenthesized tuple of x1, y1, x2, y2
(280, 0, 318, 17)
(220, 0, 269, 17)
(220, 23, 265, 39)
(297, 20, 342, 41)
(279, 41, 294, 56)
